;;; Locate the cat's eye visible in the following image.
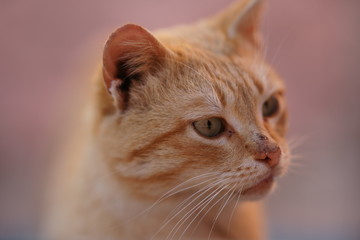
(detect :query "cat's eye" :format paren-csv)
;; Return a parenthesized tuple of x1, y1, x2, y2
(262, 95, 279, 118)
(193, 118, 224, 138)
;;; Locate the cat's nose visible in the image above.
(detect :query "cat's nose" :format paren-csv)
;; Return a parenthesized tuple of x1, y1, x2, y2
(253, 135, 281, 168)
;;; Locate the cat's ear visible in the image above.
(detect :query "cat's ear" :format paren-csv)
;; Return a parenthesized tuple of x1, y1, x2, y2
(103, 24, 167, 110)
(211, 0, 264, 46)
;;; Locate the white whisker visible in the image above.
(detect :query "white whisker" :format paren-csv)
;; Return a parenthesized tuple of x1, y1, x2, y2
(168, 182, 231, 240)
(190, 179, 241, 238)
(227, 185, 243, 236)
(207, 183, 237, 240)
(150, 177, 227, 240)
(178, 182, 233, 240)
(163, 177, 223, 224)
(123, 172, 219, 224)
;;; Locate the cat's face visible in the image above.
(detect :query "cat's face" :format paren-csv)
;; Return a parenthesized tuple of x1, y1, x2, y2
(98, 0, 289, 201)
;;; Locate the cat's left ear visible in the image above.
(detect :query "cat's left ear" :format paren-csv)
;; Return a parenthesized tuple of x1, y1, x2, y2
(210, 0, 265, 47)
(103, 24, 168, 110)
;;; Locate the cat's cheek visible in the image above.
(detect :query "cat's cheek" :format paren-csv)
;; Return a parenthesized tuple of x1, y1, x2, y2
(113, 155, 184, 180)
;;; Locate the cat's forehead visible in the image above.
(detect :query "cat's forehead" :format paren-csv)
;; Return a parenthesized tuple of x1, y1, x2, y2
(170, 47, 283, 96)
(158, 27, 284, 96)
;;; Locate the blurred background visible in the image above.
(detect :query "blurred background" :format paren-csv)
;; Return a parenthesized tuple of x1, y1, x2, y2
(0, 0, 359, 239)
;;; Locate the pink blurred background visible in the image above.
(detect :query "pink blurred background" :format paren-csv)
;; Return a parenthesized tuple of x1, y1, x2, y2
(0, 0, 359, 239)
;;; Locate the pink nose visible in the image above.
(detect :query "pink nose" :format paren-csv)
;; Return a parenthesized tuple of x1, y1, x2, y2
(253, 135, 281, 168)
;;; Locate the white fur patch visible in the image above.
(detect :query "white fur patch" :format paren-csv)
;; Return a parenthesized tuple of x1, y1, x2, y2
(109, 79, 121, 100)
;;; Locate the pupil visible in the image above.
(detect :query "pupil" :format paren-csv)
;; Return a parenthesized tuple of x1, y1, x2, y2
(207, 120, 212, 129)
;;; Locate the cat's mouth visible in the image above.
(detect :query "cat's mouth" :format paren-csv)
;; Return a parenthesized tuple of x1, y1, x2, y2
(241, 174, 274, 196)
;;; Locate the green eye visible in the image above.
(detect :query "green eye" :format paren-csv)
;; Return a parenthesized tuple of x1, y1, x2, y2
(193, 118, 224, 138)
(262, 95, 279, 117)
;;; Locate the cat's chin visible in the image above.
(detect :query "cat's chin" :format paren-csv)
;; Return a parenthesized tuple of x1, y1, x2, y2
(240, 175, 275, 200)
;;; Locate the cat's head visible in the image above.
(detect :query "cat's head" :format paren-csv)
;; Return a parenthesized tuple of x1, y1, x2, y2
(97, 0, 289, 201)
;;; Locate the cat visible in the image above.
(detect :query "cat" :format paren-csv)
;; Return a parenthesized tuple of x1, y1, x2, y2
(43, 0, 290, 239)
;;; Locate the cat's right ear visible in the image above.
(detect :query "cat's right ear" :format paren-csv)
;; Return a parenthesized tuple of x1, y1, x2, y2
(210, 0, 265, 47)
(103, 24, 168, 110)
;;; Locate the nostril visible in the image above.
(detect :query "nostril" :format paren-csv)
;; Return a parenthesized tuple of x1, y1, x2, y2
(255, 154, 271, 162)
(254, 152, 267, 161)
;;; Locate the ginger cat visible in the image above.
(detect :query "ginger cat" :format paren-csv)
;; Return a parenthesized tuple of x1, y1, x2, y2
(44, 0, 290, 239)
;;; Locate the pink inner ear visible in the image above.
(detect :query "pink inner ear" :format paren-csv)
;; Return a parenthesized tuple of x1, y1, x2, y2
(102, 24, 166, 90)
(240, 22, 260, 46)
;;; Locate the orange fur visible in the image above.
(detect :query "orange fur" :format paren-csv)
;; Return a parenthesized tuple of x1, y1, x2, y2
(44, 0, 290, 239)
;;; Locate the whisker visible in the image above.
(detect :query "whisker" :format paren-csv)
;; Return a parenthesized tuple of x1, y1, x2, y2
(268, 32, 290, 67)
(177, 186, 225, 240)
(227, 185, 243, 236)
(150, 178, 227, 240)
(207, 183, 237, 240)
(182, 182, 238, 240)
(287, 135, 307, 152)
(159, 175, 219, 202)
(190, 179, 242, 237)
(167, 182, 231, 240)
(163, 183, 227, 240)
(164, 177, 226, 222)
(123, 172, 219, 224)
